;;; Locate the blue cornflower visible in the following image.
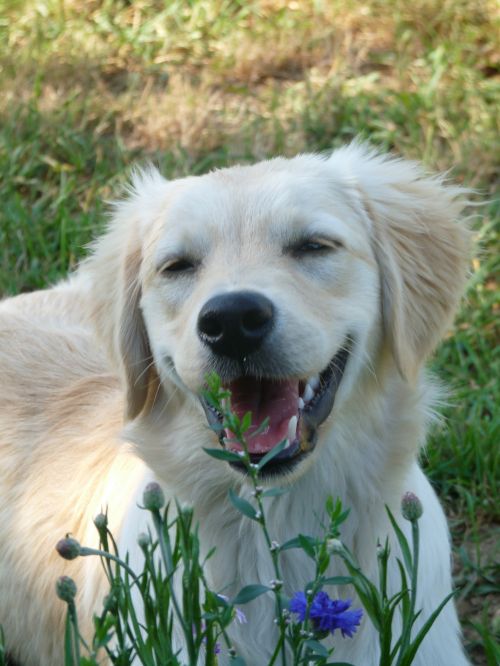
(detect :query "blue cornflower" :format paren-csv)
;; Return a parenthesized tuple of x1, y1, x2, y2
(289, 590, 362, 638)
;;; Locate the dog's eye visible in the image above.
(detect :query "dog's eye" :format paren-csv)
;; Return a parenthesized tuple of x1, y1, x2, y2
(291, 239, 342, 256)
(297, 241, 327, 253)
(161, 258, 196, 274)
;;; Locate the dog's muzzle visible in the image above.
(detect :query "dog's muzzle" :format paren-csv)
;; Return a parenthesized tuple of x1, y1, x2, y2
(200, 337, 352, 478)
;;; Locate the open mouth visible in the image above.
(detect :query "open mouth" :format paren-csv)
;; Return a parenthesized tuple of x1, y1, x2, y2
(201, 340, 351, 476)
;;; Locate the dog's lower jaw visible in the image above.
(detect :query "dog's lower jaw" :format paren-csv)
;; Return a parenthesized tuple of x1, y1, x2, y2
(199, 340, 353, 478)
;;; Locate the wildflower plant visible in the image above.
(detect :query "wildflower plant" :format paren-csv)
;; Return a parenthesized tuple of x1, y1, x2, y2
(53, 372, 455, 665)
(55, 496, 244, 666)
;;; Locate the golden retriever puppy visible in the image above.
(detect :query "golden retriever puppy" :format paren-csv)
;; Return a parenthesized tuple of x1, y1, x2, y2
(0, 143, 471, 665)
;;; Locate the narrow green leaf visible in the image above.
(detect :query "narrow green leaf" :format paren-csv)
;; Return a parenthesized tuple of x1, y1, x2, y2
(232, 584, 271, 605)
(396, 558, 410, 619)
(338, 508, 351, 524)
(261, 486, 289, 497)
(63, 612, 74, 666)
(203, 447, 244, 463)
(379, 602, 395, 664)
(304, 639, 329, 656)
(224, 413, 241, 434)
(299, 534, 316, 558)
(390, 635, 403, 664)
(241, 411, 252, 433)
(228, 488, 258, 520)
(321, 575, 354, 586)
(386, 506, 412, 574)
(248, 416, 270, 438)
(257, 438, 288, 469)
(349, 576, 383, 631)
(279, 536, 303, 551)
(399, 592, 455, 666)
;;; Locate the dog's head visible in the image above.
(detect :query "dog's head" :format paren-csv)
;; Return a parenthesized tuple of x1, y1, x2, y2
(87, 144, 470, 481)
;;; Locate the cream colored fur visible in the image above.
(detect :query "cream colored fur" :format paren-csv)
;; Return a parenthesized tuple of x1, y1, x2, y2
(0, 143, 471, 665)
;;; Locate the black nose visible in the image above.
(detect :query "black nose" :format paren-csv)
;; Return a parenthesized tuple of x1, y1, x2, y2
(197, 291, 274, 359)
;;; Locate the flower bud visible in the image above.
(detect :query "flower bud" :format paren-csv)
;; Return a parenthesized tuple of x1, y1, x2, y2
(137, 532, 151, 548)
(93, 513, 108, 530)
(56, 575, 77, 602)
(401, 492, 423, 522)
(56, 536, 81, 560)
(142, 482, 165, 511)
(326, 538, 344, 554)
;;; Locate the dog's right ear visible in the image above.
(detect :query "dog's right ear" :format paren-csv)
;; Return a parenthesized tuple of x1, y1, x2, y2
(329, 143, 471, 381)
(84, 167, 168, 420)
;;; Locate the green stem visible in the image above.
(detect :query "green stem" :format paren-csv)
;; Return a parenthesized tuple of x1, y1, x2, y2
(80, 547, 141, 587)
(68, 601, 81, 665)
(253, 481, 287, 666)
(222, 397, 288, 665)
(151, 509, 196, 665)
(199, 570, 237, 663)
(268, 631, 286, 666)
(396, 520, 420, 665)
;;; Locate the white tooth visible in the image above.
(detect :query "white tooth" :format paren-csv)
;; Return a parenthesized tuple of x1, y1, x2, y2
(303, 384, 314, 403)
(309, 376, 320, 390)
(284, 438, 291, 449)
(287, 415, 297, 443)
(297, 397, 305, 410)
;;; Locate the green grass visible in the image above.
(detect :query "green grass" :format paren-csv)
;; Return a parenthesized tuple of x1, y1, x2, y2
(0, 1, 498, 663)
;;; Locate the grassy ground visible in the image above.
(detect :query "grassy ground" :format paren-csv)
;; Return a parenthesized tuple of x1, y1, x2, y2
(0, 1, 498, 663)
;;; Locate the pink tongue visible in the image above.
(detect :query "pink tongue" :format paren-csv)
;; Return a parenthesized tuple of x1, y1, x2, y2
(226, 377, 299, 454)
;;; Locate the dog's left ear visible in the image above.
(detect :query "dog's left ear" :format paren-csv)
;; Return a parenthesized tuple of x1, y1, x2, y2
(336, 144, 471, 381)
(86, 167, 167, 420)
(117, 247, 160, 420)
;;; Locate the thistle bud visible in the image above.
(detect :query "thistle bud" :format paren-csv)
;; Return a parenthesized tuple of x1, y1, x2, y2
(401, 492, 423, 522)
(56, 575, 77, 602)
(56, 536, 81, 560)
(142, 482, 165, 511)
(93, 513, 108, 530)
(137, 532, 151, 548)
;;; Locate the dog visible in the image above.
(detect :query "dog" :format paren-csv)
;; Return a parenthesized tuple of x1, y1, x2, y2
(0, 143, 471, 665)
